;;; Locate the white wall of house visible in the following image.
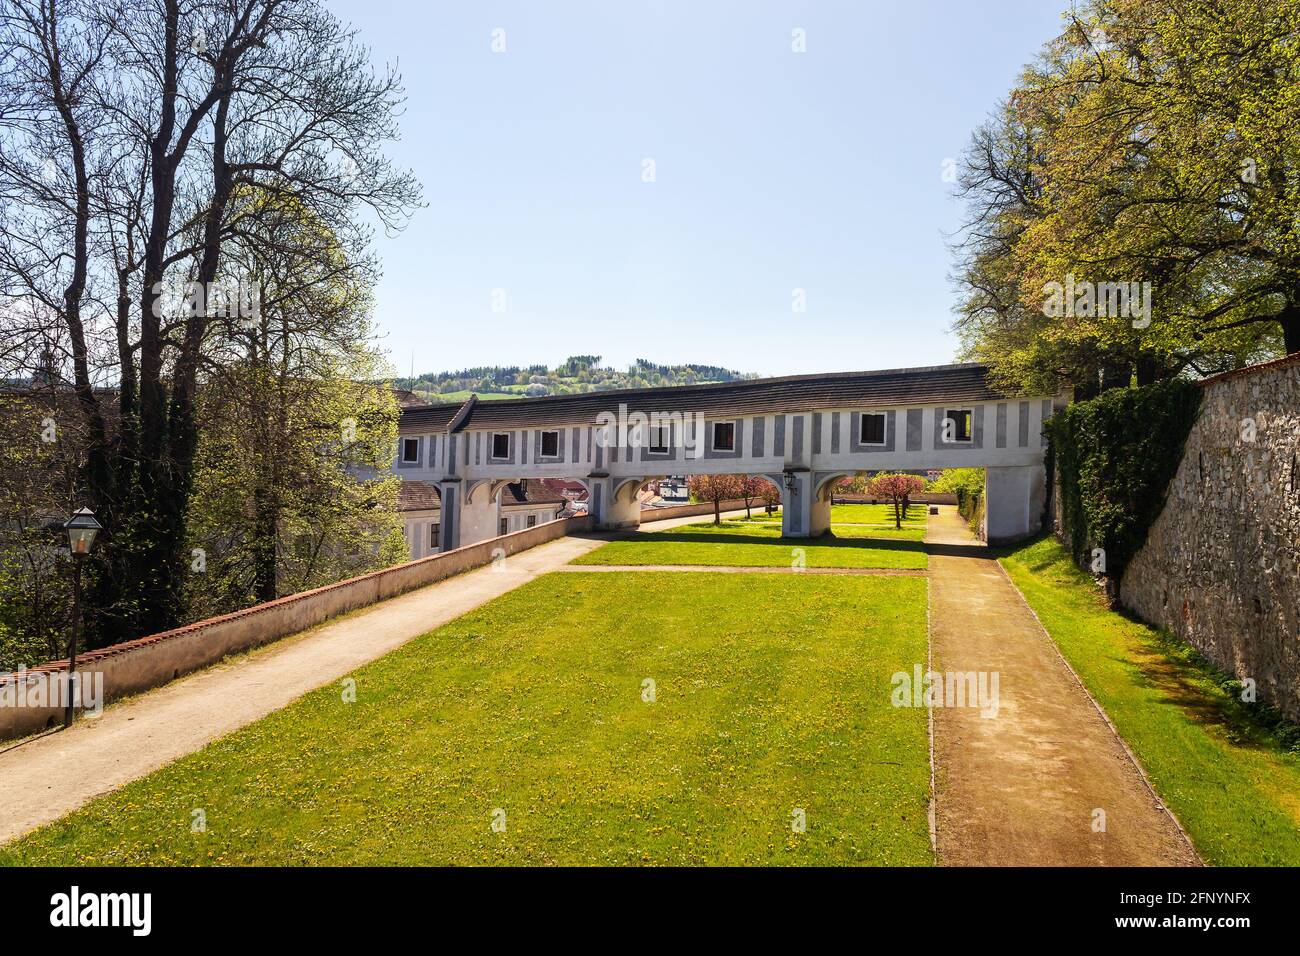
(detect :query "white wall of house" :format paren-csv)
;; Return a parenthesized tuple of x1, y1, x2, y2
(401, 503, 561, 559)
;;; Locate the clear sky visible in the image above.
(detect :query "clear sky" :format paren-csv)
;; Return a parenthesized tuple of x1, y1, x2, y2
(329, 0, 1067, 378)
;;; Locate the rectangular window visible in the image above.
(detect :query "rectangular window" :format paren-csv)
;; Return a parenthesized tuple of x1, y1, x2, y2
(540, 430, 559, 457)
(711, 421, 735, 452)
(859, 412, 886, 445)
(527, 515, 537, 528)
(430, 523, 440, 549)
(499, 518, 509, 536)
(401, 437, 420, 463)
(648, 425, 670, 454)
(491, 433, 510, 460)
(944, 408, 974, 443)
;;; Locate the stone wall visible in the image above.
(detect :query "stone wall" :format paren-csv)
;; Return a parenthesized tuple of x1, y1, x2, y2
(1120, 354, 1300, 720)
(0, 514, 593, 741)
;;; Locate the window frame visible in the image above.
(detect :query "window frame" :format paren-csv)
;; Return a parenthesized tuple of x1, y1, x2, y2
(711, 421, 736, 453)
(647, 424, 670, 454)
(943, 408, 974, 444)
(430, 523, 440, 549)
(859, 412, 887, 446)
(499, 517, 509, 536)
(540, 429, 560, 458)
(526, 514, 537, 528)
(490, 432, 511, 461)
(401, 437, 420, 463)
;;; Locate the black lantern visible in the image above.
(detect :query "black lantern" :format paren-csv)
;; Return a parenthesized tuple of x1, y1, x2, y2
(64, 507, 102, 557)
(61, 507, 100, 728)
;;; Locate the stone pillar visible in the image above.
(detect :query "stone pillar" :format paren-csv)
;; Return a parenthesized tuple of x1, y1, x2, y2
(590, 476, 642, 531)
(435, 478, 462, 552)
(984, 465, 1046, 544)
(780, 469, 826, 538)
(463, 483, 502, 547)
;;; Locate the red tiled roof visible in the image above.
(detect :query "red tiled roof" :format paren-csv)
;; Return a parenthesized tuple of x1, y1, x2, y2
(397, 480, 441, 511)
(501, 479, 566, 506)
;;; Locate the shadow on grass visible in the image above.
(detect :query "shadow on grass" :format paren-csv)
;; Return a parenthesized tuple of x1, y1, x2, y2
(623, 529, 929, 555)
(1000, 533, 1300, 756)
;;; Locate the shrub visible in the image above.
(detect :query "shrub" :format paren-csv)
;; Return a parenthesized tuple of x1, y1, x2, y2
(1045, 379, 1201, 581)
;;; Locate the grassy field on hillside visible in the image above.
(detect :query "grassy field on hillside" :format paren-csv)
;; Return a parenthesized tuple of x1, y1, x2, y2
(1001, 536, 1300, 866)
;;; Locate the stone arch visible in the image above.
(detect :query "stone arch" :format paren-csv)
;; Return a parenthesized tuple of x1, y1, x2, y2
(612, 475, 667, 504)
(814, 471, 859, 502)
(463, 478, 495, 504)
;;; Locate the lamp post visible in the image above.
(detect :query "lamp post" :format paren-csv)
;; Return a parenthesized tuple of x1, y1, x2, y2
(62, 507, 101, 729)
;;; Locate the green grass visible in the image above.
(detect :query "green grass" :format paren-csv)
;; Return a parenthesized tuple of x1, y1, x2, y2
(2, 573, 932, 866)
(829, 503, 927, 527)
(573, 520, 928, 569)
(1001, 536, 1300, 866)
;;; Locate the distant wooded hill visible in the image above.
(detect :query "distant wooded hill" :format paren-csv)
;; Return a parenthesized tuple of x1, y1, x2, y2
(393, 357, 757, 403)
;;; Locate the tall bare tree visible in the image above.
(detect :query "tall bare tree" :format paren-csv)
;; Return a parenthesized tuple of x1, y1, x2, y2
(0, 0, 420, 644)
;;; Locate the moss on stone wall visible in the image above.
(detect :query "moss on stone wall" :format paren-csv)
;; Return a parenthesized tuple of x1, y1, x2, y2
(1045, 380, 1202, 581)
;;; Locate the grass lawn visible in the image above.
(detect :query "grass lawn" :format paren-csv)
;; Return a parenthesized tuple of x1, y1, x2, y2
(573, 520, 928, 569)
(2, 573, 932, 866)
(1001, 536, 1300, 866)
(829, 503, 928, 527)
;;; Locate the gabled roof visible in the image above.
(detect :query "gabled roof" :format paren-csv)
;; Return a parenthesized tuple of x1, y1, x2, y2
(397, 479, 442, 511)
(500, 479, 566, 506)
(398, 362, 1009, 433)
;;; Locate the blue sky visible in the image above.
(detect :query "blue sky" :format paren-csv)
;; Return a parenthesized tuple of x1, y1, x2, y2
(331, 0, 1067, 378)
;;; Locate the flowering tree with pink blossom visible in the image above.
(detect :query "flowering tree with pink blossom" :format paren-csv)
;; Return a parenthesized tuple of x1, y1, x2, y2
(866, 473, 927, 529)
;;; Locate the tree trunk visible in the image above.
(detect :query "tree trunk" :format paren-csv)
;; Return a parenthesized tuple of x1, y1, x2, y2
(1135, 355, 1163, 386)
(1100, 361, 1130, 393)
(1282, 302, 1300, 356)
(714, 498, 721, 525)
(252, 485, 278, 604)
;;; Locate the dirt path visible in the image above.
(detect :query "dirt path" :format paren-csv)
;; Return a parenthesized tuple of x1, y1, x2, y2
(925, 507, 1198, 866)
(0, 510, 739, 845)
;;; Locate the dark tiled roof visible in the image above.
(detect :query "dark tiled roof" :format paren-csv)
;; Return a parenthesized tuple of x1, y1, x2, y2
(400, 401, 463, 431)
(397, 479, 441, 511)
(501, 479, 566, 506)
(398, 363, 1006, 433)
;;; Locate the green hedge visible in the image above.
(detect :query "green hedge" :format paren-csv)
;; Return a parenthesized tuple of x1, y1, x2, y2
(1045, 380, 1201, 580)
(956, 487, 984, 534)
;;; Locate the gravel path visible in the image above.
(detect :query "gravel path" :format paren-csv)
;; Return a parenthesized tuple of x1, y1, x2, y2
(926, 507, 1198, 866)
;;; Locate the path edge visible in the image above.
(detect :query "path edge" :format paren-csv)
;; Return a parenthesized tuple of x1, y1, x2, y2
(993, 559, 1203, 866)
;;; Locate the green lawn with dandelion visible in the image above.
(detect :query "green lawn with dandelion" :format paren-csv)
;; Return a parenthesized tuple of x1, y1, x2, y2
(1, 572, 932, 866)
(572, 519, 927, 569)
(828, 503, 928, 527)
(1001, 536, 1300, 866)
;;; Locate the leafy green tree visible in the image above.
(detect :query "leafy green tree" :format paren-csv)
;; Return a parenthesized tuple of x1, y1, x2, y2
(954, 0, 1300, 395)
(182, 194, 406, 618)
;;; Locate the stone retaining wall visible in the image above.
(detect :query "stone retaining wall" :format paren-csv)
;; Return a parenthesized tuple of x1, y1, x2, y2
(0, 514, 592, 740)
(1120, 353, 1300, 720)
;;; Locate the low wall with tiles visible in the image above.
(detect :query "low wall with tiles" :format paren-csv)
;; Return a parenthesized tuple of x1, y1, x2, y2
(0, 514, 592, 741)
(640, 497, 771, 521)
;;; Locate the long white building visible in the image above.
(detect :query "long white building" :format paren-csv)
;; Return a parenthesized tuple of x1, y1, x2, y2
(392, 362, 1064, 551)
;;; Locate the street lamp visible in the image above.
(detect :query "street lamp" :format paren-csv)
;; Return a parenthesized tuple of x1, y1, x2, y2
(62, 507, 101, 729)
